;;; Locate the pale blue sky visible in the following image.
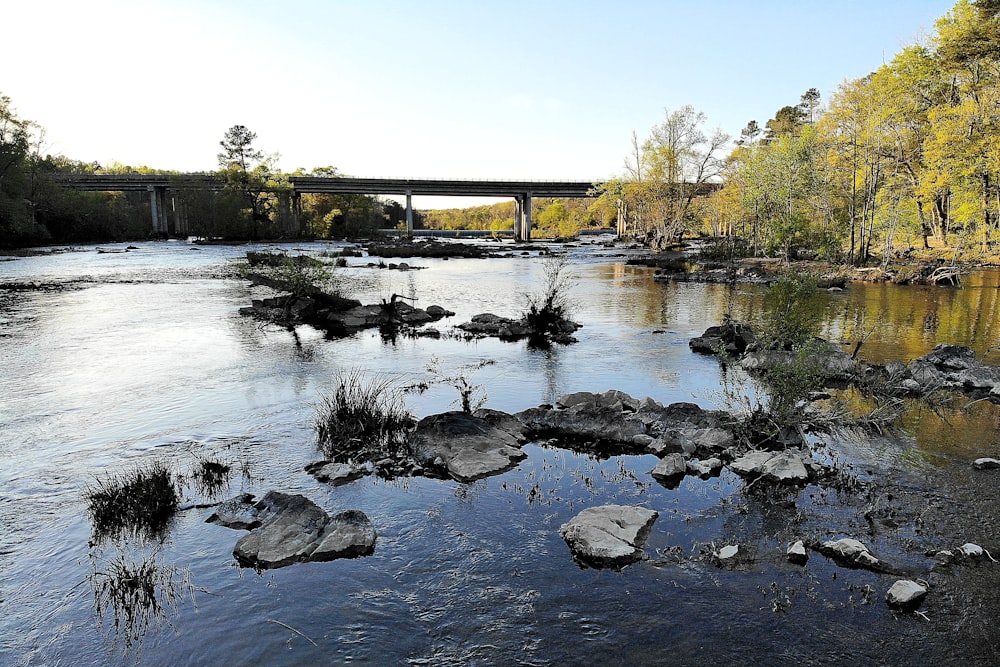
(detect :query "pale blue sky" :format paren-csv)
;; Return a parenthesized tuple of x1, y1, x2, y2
(3, 0, 957, 206)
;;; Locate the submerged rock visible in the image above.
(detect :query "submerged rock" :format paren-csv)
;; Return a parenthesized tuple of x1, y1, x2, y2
(559, 505, 658, 568)
(229, 491, 375, 569)
(410, 411, 526, 482)
(886, 580, 928, 610)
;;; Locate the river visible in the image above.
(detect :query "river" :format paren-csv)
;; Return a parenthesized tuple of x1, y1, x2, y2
(1, 238, 998, 665)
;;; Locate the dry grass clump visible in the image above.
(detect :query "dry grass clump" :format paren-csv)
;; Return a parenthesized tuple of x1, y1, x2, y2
(85, 461, 179, 541)
(315, 370, 413, 463)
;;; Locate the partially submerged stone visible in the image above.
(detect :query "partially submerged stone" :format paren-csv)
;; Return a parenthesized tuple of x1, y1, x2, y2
(559, 505, 658, 569)
(886, 580, 928, 610)
(729, 450, 774, 476)
(229, 491, 376, 569)
(761, 450, 810, 483)
(687, 457, 723, 478)
(651, 453, 687, 482)
(410, 411, 526, 482)
(817, 537, 887, 572)
(973, 457, 1000, 470)
(305, 461, 367, 486)
(717, 544, 739, 561)
(310, 510, 376, 561)
(787, 540, 808, 565)
(206, 493, 260, 530)
(729, 449, 810, 484)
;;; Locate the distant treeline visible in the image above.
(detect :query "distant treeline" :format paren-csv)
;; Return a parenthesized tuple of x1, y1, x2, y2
(420, 197, 611, 237)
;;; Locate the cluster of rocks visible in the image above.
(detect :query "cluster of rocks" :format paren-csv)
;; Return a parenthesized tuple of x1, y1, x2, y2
(366, 240, 496, 259)
(207, 491, 375, 570)
(456, 312, 582, 345)
(515, 390, 819, 487)
(240, 288, 454, 337)
(886, 344, 1000, 402)
(691, 323, 1000, 406)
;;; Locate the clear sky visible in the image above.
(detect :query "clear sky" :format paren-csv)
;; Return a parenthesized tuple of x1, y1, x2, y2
(3, 0, 958, 207)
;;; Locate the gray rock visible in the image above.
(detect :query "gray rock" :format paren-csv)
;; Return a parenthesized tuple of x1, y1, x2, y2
(687, 457, 723, 478)
(818, 538, 886, 571)
(651, 453, 687, 481)
(410, 411, 526, 482)
(231, 492, 376, 569)
(206, 493, 260, 529)
(973, 457, 1000, 470)
(632, 433, 655, 447)
(729, 451, 774, 476)
(689, 427, 734, 453)
(717, 544, 739, 560)
(559, 505, 658, 568)
(310, 510, 376, 560)
(787, 540, 808, 565)
(556, 391, 597, 409)
(233, 492, 332, 569)
(886, 580, 928, 609)
(598, 389, 640, 412)
(761, 450, 810, 483)
(305, 461, 366, 486)
(515, 404, 648, 444)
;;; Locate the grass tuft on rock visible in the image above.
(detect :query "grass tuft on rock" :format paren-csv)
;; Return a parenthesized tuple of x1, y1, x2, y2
(85, 462, 180, 541)
(315, 370, 413, 464)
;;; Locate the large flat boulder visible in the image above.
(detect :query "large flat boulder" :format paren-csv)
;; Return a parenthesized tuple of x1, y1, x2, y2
(410, 411, 526, 482)
(559, 505, 658, 568)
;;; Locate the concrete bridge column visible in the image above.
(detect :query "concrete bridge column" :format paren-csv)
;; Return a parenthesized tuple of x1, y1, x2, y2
(522, 193, 532, 241)
(513, 196, 524, 241)
(405, 190, 413, 236)
(616, 198, 627, 237)
(148, 185, 167, 235)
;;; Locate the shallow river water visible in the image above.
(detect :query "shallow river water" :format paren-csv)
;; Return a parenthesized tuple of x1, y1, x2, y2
(1, 239, 998, 665)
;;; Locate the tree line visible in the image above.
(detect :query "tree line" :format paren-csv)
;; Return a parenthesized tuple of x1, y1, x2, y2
(604, 0, 1000, 264)
(0, 113, 412, 248)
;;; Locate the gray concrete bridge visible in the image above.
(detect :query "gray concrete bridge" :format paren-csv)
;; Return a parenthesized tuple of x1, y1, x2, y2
(57, 173, 600, 240)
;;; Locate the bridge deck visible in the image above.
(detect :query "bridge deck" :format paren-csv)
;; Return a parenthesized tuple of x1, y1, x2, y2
(56, 174, 599, 198)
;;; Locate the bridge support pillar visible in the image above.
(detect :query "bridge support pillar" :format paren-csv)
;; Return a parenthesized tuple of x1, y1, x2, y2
(512, 194, 532, 241)
(148, 186, 167, 236)
(405, 190, 413, 236)
(513, 197, 523, 242)
(522, 193, 532, 241)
